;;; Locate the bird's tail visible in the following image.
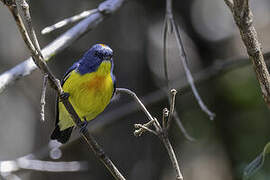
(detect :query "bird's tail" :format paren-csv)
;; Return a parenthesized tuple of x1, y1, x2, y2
(51, 125, 73, 144)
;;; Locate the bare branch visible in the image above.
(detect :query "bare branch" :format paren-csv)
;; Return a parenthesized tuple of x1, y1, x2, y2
(167, 89, 177, 129)
(173, 22, 215, 120)
(162, 0, 197, 141)
(17, 0, 42, 54)
(160, 134, 183, 180)
(163, 0, 215, 120)
(42, 9, 98, 34)
(40, 74, 48, 122)
(134, 124, 158, 136)
(116, 88, 156, 122)
(224, 0, 270, 108)
(117, 87, 183, 179)
(134, 119, 155, 137)
(162, 108, 169, 129)
(163, 19, 170, 88)
(0, 159, 88, 173)
(173, 112, 196, 142)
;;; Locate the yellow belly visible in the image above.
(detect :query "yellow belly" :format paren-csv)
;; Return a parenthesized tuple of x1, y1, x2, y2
(58, 62, 113, 131)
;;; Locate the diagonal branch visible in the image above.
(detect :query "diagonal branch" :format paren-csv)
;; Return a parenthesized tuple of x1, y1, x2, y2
(224, 0, 270, 108)
(42, 9, 98, 34)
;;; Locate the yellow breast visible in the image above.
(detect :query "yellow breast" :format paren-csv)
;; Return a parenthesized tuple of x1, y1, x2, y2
(58, 61, 114, 130)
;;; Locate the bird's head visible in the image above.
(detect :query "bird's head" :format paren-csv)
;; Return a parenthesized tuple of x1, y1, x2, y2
(78, 44, 114, 74)
(83, 43, 113, 64)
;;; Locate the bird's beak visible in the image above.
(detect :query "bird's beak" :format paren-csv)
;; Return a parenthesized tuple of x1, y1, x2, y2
(103, 56, 112, 61)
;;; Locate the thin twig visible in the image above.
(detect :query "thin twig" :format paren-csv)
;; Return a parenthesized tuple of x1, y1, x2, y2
(40, 74, 48, 122)
(160, 134, 183, 180)
(163, 19, 170, 88)
(173, 112, 196, 142)
(134, 119, 155, 137)
(116, 88, 155, 122)
(164, 0, 215, 120)
(173, 21, 215, 120)
(134, 124, 158, 136)
(42, 9, 98, 34)
(224, 0, 270, 108)
(3, 1, 126, 179)
(167, 89, 177, 129)
(162, 108, 169, 129)
(162, 0, 197, 141)
(17, 0, 42, 54)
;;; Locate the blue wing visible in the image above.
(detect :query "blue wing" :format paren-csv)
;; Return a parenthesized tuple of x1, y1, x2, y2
(51, 61, 80, 143)
(61, 61, 80, 85)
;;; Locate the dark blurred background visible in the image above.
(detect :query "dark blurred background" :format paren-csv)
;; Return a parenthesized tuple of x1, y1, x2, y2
(0, 0, 270, 179)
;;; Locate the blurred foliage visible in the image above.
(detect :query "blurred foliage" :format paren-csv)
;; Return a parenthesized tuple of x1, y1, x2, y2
(244, 142, 270, 179)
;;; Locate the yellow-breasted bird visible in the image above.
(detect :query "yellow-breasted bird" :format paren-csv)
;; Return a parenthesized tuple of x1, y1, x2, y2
(51, 44, 115, 143)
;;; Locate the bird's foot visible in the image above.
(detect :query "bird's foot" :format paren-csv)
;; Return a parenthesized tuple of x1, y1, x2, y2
(79, 118, 88, 133)
(60, 92, 70, 101)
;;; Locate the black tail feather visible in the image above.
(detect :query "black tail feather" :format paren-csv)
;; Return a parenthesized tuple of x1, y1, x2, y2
(51, 125, 73, 144)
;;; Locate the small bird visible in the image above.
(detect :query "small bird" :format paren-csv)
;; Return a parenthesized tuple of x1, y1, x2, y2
(51, 44, 115, 143)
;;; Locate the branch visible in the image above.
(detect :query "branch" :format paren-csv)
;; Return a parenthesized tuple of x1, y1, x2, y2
(117, 88, 183, 180)
(0, 0, 125, 94)
(173, 112, 196, 142)
(0, 158, 88, 173)
(42, 9, 98, 34)
(40, 74, 48, 122)
(167, 89, 177, 129)
(2, 0, 126, 179)
(162, 0, 196, 141)
(163, 0, 215, 120)
(224, 0, 270, 108)
(17, 0, 42, 53)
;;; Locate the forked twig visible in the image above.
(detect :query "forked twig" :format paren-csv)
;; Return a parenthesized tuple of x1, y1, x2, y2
(118, 88, 183, 180)
(17, 0, 42, 54)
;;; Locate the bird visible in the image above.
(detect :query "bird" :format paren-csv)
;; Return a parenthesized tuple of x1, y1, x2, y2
(51, 44, 115, 144)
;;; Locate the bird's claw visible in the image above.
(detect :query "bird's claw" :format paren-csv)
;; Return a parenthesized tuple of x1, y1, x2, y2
(60, 92, 70, 101)
(79, 118, 88, 133)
